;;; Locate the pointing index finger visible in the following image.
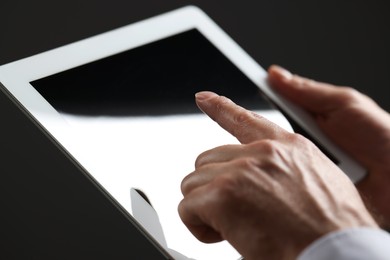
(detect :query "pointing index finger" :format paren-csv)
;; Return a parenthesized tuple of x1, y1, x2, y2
(195, 91, 285, 144)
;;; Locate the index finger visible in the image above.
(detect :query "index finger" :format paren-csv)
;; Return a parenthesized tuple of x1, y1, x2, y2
(195, 91, 286, 144)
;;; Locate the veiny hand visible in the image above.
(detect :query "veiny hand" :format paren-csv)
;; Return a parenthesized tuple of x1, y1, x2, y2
(178, 91, 377, 260)
(268, 65, 390, 228)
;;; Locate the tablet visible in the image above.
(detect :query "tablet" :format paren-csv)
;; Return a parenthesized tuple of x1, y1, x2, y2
(0, 5, 365, 259)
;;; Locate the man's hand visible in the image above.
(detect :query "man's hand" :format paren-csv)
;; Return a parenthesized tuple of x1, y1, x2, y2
(178, 92, 377, 260)
(268, 65, 390, 228)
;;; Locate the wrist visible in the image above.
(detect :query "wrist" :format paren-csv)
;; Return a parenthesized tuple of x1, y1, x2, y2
(290, 206, 378, 260)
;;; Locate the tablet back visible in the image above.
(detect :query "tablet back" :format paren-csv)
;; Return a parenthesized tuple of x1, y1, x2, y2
(0, 85, 171, 259)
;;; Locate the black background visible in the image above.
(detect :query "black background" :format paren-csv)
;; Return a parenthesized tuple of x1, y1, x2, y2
(1, 0, 389, 111)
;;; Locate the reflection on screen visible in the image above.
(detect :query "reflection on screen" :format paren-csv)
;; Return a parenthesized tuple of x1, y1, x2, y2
(30, 29, 291, 260)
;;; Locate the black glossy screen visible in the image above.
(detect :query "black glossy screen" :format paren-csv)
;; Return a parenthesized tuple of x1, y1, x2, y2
(31, 29, 269, 116)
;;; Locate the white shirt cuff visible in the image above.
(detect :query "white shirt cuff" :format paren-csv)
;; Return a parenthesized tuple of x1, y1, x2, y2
(297, 227, 390, 260)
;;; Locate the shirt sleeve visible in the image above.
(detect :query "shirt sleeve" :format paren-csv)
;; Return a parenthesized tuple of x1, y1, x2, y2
(297, 228, 390, 260)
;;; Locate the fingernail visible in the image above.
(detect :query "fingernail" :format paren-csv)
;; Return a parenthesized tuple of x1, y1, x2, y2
(271, 65, 292, 81)
(195, 91, 219, 101)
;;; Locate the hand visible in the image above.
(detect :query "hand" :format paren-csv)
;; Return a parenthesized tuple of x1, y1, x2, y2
(178, 92, 377, 260)
(268, 65, 390, 228)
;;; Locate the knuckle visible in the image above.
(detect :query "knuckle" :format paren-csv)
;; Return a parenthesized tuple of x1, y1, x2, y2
(215, 95, 233, 114)
(303, 78, 319, 88)
(195, 151, 208, 168)
(181, 172, 195, 195)
(194, 145, 232, 168)
(337, 87, 363, 104)
(288, 133, 309, 145)
(287, 133, 317, 151)
(231, 111, 261, 139)
(234, 110, 263, 128)
(287, 133, 319, 156)
(234, 110, 256, 125)
(250, 139, 280, 155)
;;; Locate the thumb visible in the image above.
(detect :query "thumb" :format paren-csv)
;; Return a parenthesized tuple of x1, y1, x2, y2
(268, 65, 351, 115)
(195, 91, 286, 144)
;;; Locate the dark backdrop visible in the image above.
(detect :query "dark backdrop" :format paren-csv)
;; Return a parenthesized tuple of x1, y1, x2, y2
(1, 0, 389, 111)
